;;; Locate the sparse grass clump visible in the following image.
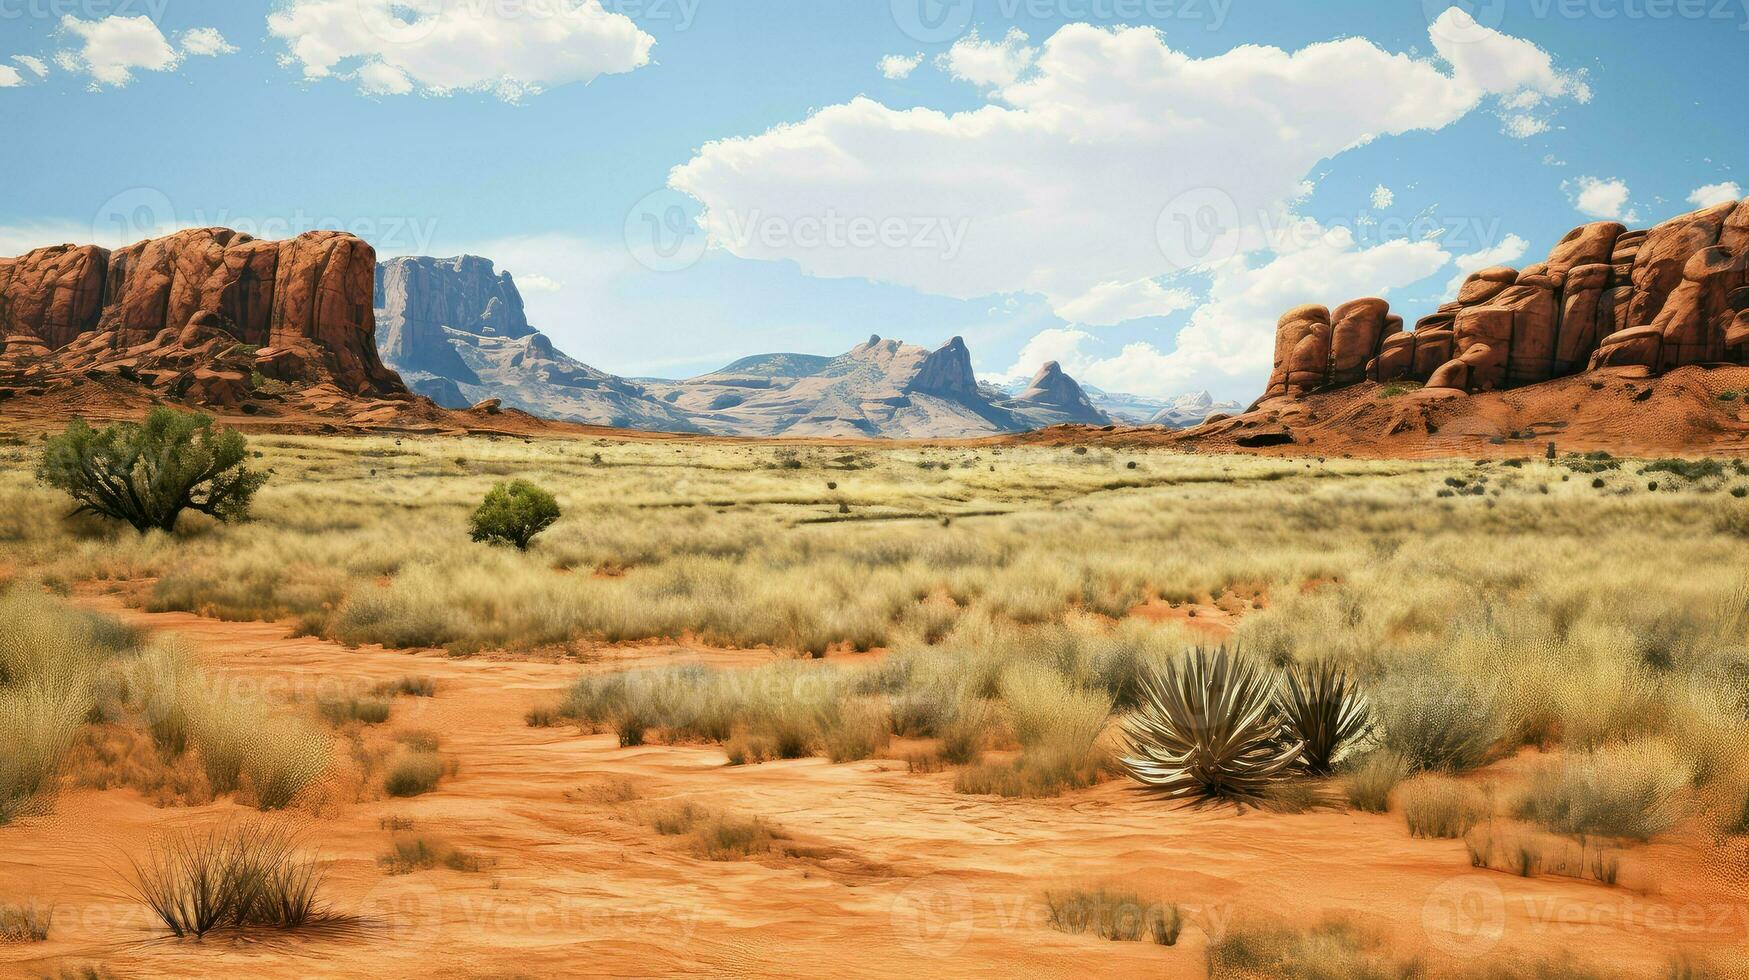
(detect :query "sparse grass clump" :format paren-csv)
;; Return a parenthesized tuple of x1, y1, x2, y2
(646, 802, 786, 860)
(124, 821, 324, 937)
(378, 835, 487, 875)
(0, 901, 52, 942)
(1399, 775, 1491, 839)
(383, 748, 445, 798)
(317, 695, 392, 726)
(1043, 888, 1180, 945)
(1342, 750, 1409, 813)
(374, 676, 436, 698)
(1516, 740, 1689, 841)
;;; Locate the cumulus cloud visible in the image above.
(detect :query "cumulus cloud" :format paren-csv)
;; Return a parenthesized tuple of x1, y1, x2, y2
(268, 0, 655, 102)
(57, 15, 182, 87)
(879, 53, 922, 80)
(1054, 279, 1196, 327)
(1688, 182, 1742, 209)
(672, 11, 1578, 332)
(1370, 185, 1394, 210)
(937, 29, 1036, 88)
(518, 273, 564, 292)
(1566, 176, 1632, 220)
(0, 65, 21, 88)
(13, 55, 49, 79)
(180, 28, 237, 58)
(1444, 233, 1529, 295)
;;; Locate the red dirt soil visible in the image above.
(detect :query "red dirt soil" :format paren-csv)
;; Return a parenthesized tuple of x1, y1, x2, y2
(2, 593, 1744, 978)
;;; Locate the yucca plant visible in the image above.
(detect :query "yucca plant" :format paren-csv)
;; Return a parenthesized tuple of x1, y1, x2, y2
(1119, 647, 1303, 804)
(1278, 660, 1371, 775)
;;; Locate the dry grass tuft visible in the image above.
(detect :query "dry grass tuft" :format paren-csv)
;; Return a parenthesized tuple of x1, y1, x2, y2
(123, 820, 325, 937)
(1043, 888, 1181, 945)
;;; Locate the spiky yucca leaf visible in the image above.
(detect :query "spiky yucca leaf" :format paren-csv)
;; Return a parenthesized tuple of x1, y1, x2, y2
(1279, 660, 1371, 775)
(1119, 647, 1303, 804)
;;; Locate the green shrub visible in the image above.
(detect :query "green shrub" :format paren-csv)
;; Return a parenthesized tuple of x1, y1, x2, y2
(36, 408, 266, 533)
(468, 480, 561, 550)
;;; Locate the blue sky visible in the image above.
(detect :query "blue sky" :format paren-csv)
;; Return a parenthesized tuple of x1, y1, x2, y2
(1, 0, 1742, 399)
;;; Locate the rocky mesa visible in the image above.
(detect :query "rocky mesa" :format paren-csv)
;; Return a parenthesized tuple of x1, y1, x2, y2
(1179, 197, 1749, 455)
(0, 228, 404, 409)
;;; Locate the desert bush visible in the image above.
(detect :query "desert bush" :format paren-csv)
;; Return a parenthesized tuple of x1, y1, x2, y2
(37, 408, 266, 533)
(374, 676, 436, 698)
(647, 802, 785, 860)
(1204, 916, 1403, 978)
(243, 718, 330, 810)
(1042, 888, 1180, 945)
(469, 480, 561, 550)
(383, 748, 444, 797)
(317, 696, 392, 726)
(1119, 647, 1301, 804)
(124, 820, 323, 937)
(1399, 776, 1490, 839)
(1342, 750, 1409, 813)
(1516, 740, 1689, 841)
(1278, 659, 1371, 774)
(1375, 676, 1505, 773)
(820, 698, 891, 763)
(0, 900, 52, 942)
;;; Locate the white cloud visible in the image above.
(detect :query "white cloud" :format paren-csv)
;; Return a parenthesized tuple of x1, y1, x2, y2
(268, 0, 655, 102)
(517, 273, 563, 292)
(1566, 176, 1631, 220)
(672, 14, 1579, 327)
(999, 327, 1098, 381)
(1502, 114, 1549, 138)
(937, 28, 1037, 88)
(1370, 185, 1394, 210)
(57, 15, 181, 87)
(1443, 233, 1529, 295)
(180, 28, 237, 58)
(1429, 8, 1588, 138)
(1054, 279, 1195, 327)
(1688, 182, 1742, 209)
(879, 53, 922, 80)
(13, 55, 49, 79)
(0, 65, 20, 88)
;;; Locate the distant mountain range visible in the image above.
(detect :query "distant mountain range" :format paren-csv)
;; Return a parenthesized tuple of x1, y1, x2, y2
(373, 255, 1228, 437)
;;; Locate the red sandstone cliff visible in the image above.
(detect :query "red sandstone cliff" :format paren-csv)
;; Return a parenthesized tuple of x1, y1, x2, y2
(0, 228, 405, 409)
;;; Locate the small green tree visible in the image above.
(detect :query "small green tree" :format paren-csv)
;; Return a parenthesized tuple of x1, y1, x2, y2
(37, 408, 267, 534)
(469, 480, 560, 550)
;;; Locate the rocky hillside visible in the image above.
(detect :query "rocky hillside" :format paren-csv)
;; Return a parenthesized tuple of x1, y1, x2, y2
(374, 256, 702, 431)
(1174, 197, 1749, 454)
(0, 227, 411, 415)
(644, 335, 1110, 438)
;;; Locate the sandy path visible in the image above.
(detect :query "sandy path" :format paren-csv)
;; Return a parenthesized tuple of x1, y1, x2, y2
(2, 596, 1745, 978)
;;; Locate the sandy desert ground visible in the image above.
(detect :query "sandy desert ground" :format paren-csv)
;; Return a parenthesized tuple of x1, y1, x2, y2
(2, 433, 1748, 978)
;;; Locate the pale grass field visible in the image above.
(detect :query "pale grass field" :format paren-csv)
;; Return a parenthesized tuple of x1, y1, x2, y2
(3, 433, 1749, 829)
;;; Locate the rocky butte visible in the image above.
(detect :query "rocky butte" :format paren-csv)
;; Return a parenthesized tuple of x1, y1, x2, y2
(1175, 197, 1749, 454)
(0, 227, 405, 412)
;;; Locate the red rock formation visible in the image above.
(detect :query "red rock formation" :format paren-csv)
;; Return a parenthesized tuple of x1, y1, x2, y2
(1260, 201, 1749, 404)
(0, 228, 403, 408)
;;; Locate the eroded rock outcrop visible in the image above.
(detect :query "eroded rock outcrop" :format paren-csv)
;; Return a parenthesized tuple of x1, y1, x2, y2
(0, 228, 404, 407)
(1258, 200, 1749, 405)
(1013, 360, 1107, 425)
